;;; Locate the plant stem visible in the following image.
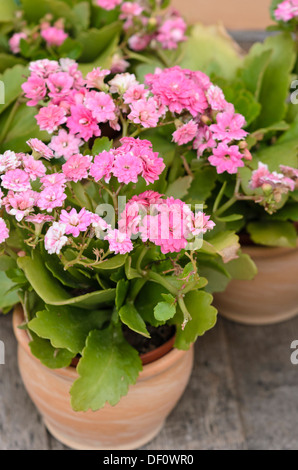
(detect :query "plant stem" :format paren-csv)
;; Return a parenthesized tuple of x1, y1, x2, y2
(147, 270, 177, 296)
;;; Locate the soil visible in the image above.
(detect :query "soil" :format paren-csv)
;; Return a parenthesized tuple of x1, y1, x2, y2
(123, 324, 176, 355)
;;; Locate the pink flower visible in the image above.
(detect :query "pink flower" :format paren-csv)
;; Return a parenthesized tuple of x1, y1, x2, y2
(139, 197, 193, 254)
(280, 165, 298, 181)
(210, 111, 248, 143)
(62, 154, 92, 182)
(116, 137, 165, 185)
(113, 153, 143, 184)
(109, 73, 138, 94)
(22, 75, 47, 107)
(86, 68, 110, 90)
(85, 91, 116, 123)
(110, 54, 129, 74)
(0, 218, 9, 244)
(146, 66, 208, 117)
(60, 208, 92, 237)
(35, 105, 67, 133)
(22, 155, 46, 181)
(46, 72, 74, 104)
(1, 169, 31, 192)
(105, 228, 133, 255)
(250, 162, 271, 189)
(120, 2, 143, 18)
(90, 213, 109, 231)
(193, 126, 216, 157)
(27, 139, 54, 160)
(173, 120, 198, 145)
(275, 0, 298, 21)
(26, 214, 54, 225)
(41, 173, 66, 188)
(3, 190, 37, 221)
(44, 222, 68, 254)
(128, 97, 161, 128)
(49, 130, 83, 160)
(206, 85, 227, 111)
(96, 0, 122, 10)
(191, 212, 216, 236)
(67, 105, 101, 141)
(123, 84, 149, 104)
(37, 185, 67, 212)
(41, 26, 68, 47)
(90, 151, 115, 183)
(0, 151, 21, 173)
(9, 32, 28, 54)
(250, 162, 295, 192)
(156, 17, 187, 50)
(29, 59, 60, 78)
(128, 34, 152, 51)
(208, 144, 245, 174)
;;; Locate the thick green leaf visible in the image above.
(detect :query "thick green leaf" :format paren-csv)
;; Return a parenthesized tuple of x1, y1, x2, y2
(0, 54, 26, 73)
(119, 302, 150, 338)
(186, 167, 217, 203)
(17, 253, 116, 308)
(0, 0, 17, 22)
(208, 231, 240, 263)
(78, 33, 119, 75)
(92, 136, 113, 155)
(77, 22, 122, 63)
(29, 333, 74, 369)
(0, 65, 28, 116)
(0, 255, 17, 271)
(29, 305, 111, 354)
(225, 253, 257, 281)
(70, 327, 142, 411)
(255, 140, 298, 172)
(95, 254, 128, 271)
(247, 221, 297, 247)
(0, 271, 19, 310)
(179, 24, 243, 80)
(253, 33, 296, 129)
(240, 48, 272, 99)
(154, 301, 176, 322)
(175, 291, 217, 350)
(116, 279, 129, 311)
(165, 175, 193, 199)
(135, 282, 169, 327)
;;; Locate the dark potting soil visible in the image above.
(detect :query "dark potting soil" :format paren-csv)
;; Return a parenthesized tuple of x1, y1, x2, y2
(123, 324, 176, 355)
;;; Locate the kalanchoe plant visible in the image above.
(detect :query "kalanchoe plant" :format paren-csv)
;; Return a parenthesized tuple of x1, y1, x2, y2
(0, 58, 250, 411)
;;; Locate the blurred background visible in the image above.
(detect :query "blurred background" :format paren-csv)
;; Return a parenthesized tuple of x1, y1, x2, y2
(172, 0, 273, 29)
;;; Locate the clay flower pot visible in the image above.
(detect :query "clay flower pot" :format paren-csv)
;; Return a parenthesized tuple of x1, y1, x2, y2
(13, 306, 194, 450)
(214, 243, 298, 325)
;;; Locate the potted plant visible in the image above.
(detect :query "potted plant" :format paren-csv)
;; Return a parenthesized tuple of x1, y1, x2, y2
(0, 58, 251, 449)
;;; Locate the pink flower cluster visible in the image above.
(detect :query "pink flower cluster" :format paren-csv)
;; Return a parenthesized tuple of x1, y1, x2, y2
(274, 0, 298, 21)
(119, 2, 187, 51)
(249, 162, 297, 210)
(146, 66, 249, 174)
(90, 137, 165, 185)
(118, 191, 215, 254)
(9, 19, 68, 55)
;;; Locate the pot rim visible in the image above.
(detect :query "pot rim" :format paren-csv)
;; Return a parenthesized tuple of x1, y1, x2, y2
(13, 305, 189, 383)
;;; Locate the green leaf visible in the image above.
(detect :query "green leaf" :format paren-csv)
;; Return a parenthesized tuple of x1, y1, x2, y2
(92, 136, 113, 155)
(225, 253, 257, 281)
(154, 301, 176, 322)
(77, 22, 122, 63)
(116, 279, 129, 311)
(119, 303, 150, 338)
(21, 0, 78, 27)
(208, 231, 240, 263)
(70, 327, 142, 411)
(58, 38, 82, 60)
(0, 255, 17, 271)
(179, 24, 243, 81)
(78, 33, 119, 75)
(247, 221, 297, 247)
(253, 33, 296, 129)
(175, 291, 217, 350)
(95, 254, 127, 271)
(29, 333, 74, 369)
(17, 253, 116, 308)
(273, 202, 298, 221)
(186, 166, 217, 203)
(240, 48, 273, 99)
(0, 65, 28, 116)
(0, 54, 26, 73)
(29, 305, 111, 355)
(0, 271, 19, 310)
(255, 140, 298, 172)
(125, 256, 142, 280)
(0, 0, 17, 22)
(165, 175, 193, 199)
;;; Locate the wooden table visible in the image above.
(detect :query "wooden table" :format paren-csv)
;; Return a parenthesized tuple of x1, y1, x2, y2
(1, 311, 298, 450)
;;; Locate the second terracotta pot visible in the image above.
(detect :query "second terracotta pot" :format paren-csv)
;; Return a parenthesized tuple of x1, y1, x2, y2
(214, 243, 298, 325)
(13, 306, 194, 450)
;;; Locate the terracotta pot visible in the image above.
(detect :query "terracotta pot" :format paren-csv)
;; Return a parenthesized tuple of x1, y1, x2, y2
(13, 306, 194, 450)
(214, 243, 298, 325)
